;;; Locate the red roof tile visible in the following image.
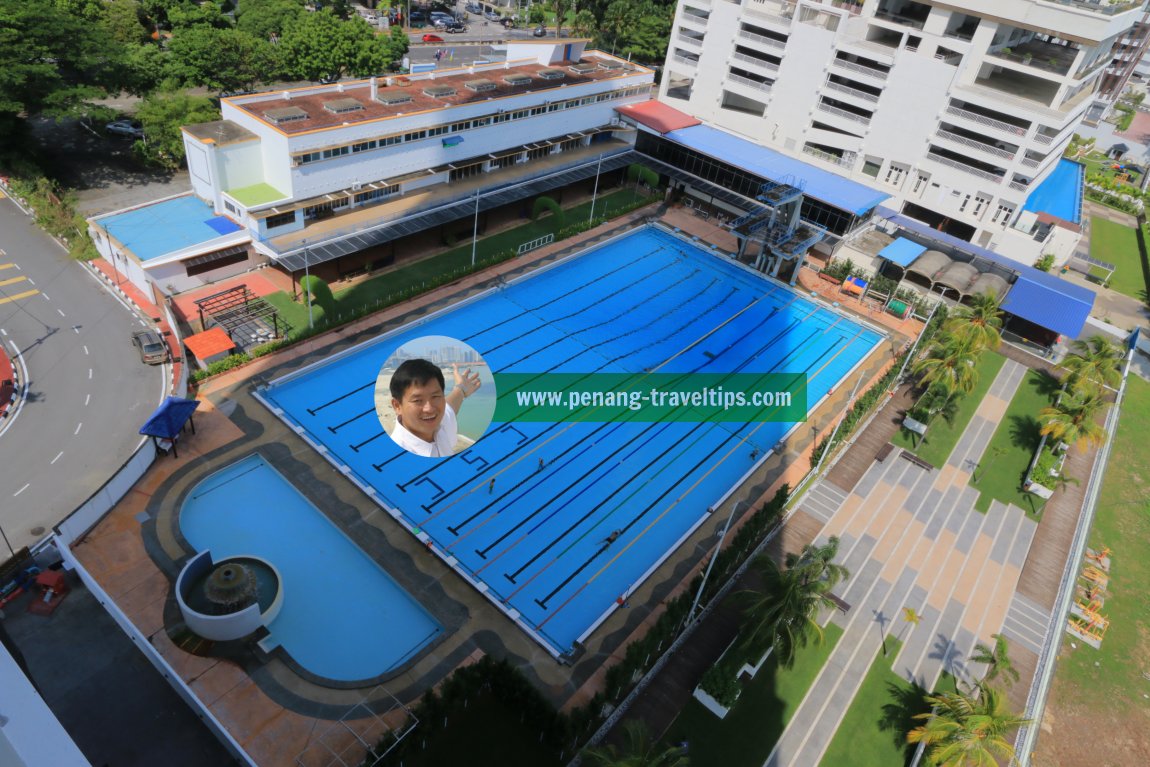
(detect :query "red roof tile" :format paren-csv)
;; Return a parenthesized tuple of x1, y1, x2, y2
(615, 100, 701, 134)
(185, 327, 236, 360)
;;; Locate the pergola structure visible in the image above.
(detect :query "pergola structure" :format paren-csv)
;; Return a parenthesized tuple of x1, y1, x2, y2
(194, 285, 289, 348)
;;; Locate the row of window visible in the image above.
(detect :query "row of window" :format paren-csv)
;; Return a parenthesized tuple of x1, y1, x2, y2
(292, 85, 650, 167)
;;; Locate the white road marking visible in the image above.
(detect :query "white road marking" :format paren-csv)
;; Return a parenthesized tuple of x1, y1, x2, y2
(84, 393, 90, 406)
(88, 368, 92, 379)
(51, 451, 63, 464)
(74, 422, 82, 435)
(83, 345, 89, 355)
(73, 326, 80, 334)
(25, 277, 33, 284)
(57, 308, 66, 317)
(41, 293, 50, 301)
(14, 483, 29, 497)
(0, 329, 5, 336)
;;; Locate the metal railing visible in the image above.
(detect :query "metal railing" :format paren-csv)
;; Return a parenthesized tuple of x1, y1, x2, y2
(744, 0, 794, 26)
(824, 80, 880, 103)
(802, 144, 855, 168)
(944, 105, 1027, 136)
(672, 54, 700, 68)
(1033, 132, 1057, 145)
(936, 129, 1015, 159)
(737, 29, 787, 49)
(831, 58, 889, 80)
(1021, 157, 1041, 168)
(727, 72, 774, 92)
(873, 8, 926, 29)
(816, 101, 871, 125)
(677, 31, 705, 46)
(1009, 180, 1030, 192)
(926, 151, 1004, 183)
(732, 52, 780, 73)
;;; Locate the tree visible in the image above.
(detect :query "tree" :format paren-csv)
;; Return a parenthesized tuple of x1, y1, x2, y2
(236, 0, 307, 42)
(166, 0, 232, 29)
(915, 383, 961, 426)
(944, 293, 1002, 352)
(908, 683, 1030, 767)
(550, 0, 573, 36)
(912, 335, 981, 396)
(571, 8, 596, 37)
(615, 0, 672, 62)
(1062, 335, 1123, 391)
(134, 91, 219, 169)
(738, 537, 848, 667)
(278, 11, 394, 81)
(1039, 384, 1107, 452)
(102, 0, 154, 45)
(969, 633, 1019, 688)
(582, 720, 688, 767)
(168, 26, 281, 92)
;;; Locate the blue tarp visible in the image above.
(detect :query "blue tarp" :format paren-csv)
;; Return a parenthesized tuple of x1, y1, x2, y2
(663, 124, 889, 216)
(877, 207, 1095, 338)
(878, 237, 927, 267)
(139, 396, 200, 439)
(1021, 158, 1084, 225)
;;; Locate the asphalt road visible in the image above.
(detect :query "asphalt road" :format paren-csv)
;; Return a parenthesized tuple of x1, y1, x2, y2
(0, 196, 162, 551)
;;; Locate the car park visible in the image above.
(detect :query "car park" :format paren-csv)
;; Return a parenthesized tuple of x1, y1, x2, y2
(422, 33, 445, 42)
(105, 120, 144, 139)
(131, 329, 169, 365)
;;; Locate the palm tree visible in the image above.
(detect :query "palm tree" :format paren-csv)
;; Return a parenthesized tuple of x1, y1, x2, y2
(582, 720, 688, 767)
(944, 293, 1003, 352)
(1039, 385, 1108, 452)
(1061, 335, 1123, 391)
(969, 633, 1020, 688)
(917, 383, 961, 425)
(912, 335, 981, 396)
(738, 537, 849, 667)
(908, 683, 1031, 767)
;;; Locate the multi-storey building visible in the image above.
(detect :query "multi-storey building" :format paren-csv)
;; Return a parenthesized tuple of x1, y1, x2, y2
(659, 0, 1147, 256)
(1092, 7, 1150, 117)
(89, 41, 653, 296)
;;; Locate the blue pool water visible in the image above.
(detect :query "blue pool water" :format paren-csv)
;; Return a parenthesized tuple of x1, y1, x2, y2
(97, 195, 243, 261)
(261, 227, 883, 657)
(180, 455, 442, 681)
(1021, 158, 1084, 225)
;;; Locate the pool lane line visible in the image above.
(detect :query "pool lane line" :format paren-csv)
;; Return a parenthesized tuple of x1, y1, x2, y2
(327, 407, 375, 434)
(461, 246, 670, 344)
(531, 328, 868, 622)
(306, 380, 374, 416)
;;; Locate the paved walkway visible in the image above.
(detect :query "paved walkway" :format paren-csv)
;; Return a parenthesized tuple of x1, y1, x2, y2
(764, 360, 1042, 767)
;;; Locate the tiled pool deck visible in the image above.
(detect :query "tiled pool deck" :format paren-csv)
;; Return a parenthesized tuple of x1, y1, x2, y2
(72, 206, 914, 765)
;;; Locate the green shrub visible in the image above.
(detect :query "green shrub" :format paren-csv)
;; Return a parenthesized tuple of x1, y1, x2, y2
(1034, 253, 1056, 272)
(700, 662, 742, 708)
(190, 352, 251, 382)
(299, 273, 336, 315)
(531, 195, 563, 225)
(626, 163, 660, 189)
(823, 257, 859, 281)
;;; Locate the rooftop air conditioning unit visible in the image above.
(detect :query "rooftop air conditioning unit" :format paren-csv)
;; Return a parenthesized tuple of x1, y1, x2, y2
(352, 182, 362, 191)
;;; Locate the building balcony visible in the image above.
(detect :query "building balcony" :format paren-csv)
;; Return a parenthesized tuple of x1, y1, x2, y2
(816, 100, 872, 126)
(831, 57, 889, 82)
(727, 72, 774, 94)
(677, 31, 705, 48)
(873, 7, 927, 30)
(743, 0, 794, 28)
(925, 150, 1005, 183)
(824, 80, 880, 104)
(679, 12, 709, 31)
(737, 28, 787, 50)
(802, 143, 857, 168)
(672, 53, 700, 70)
(935, 129, 1016, 161)
(944, 104, 1029, 137)
(1042, 0, 1143, 17)
(732, 51, 781, 75)
(987, 40, 1076, 78)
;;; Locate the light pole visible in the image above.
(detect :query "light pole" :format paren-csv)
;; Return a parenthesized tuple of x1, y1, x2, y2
(0, 522, 14, 558)
(686, 502, 740, 625)
(588, 153, 603, 225)
(303, 248, 314, 329)
(471, 188, 481, 268)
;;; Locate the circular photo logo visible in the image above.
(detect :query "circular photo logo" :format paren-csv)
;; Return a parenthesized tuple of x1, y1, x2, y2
(375, 335, 496, 458)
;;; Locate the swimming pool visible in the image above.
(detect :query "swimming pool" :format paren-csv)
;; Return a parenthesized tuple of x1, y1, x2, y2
(260, 226, 883, 658)
(179, 455, 442, 682)
(1021, 158, 1084, 225)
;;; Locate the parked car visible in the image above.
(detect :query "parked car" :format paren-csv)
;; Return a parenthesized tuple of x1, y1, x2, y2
(500, 16, 516, 28)
(409, 10, 426, 21)
(465, 3, 481, 13)
(430, 11, 454, 22)
(422, 33, 445, 42)
(444, 22, 468, 33)
(533, 24, 547, 37)
(131, 329, 168, 365)
(483, 10, 500, 21)
(105, 120, 144, 139)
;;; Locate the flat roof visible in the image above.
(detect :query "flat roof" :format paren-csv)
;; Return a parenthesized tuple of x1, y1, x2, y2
(663, 124, 889, 217)
(95, 195, 243, 262)
(226, 56, 651, 135)
(227, 182, 288, 207)
(878, 236, 927, 267)
(182, 120, 258, 146)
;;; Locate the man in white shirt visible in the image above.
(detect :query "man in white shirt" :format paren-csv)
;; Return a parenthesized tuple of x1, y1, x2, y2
(388, 358, 482, 457)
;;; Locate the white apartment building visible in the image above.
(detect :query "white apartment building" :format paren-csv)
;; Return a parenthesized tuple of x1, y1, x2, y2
(659, 0, 1147, 259)
(89, 41, 653, 296)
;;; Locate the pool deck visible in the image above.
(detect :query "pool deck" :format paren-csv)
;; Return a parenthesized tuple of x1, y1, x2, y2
(71, 204, 916, 766)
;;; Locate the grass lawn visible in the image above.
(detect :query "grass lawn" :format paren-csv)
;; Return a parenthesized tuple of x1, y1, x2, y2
(892, 352, 1006, 467)
(1089, 216, 1147, 302)
(1049, 375, 1150, 709)
(660, 623, 844, 767)
(264, 188, 648, 335)
(970, 369, 1059, 519)
(818, 639, 929, 767)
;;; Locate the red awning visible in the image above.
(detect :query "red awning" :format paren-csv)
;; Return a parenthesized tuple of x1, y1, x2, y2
(615, 101, 701, 134)
(184, 327, 236, 361)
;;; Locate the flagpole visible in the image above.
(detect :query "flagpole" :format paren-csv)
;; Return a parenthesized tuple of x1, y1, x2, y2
(303, 247, 313, 329)
(471, 188, 480, 268)
(588, 153, 603, 225)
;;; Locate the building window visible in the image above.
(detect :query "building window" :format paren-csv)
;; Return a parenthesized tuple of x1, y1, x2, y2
(884, 164, 906, 187)
(265, 211, 296, 229)
(959, 194, 971, 212)
(972, 195, 991, 217)
(354, 185, 399, 205)
(912, 173, 929, 194)
(992, 203, 1014, 226)
(184, 246, 248, 277)
(861, 158, 882, 179)
(223, 200, 238, 215)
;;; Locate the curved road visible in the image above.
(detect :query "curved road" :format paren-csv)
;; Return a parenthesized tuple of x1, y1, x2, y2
(0, 196, 162, 552)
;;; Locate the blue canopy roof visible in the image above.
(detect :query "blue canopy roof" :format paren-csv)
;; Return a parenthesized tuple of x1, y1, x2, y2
(139, 396, 200, 439)
(877, 207, 1095, 338)
(663, 124, 889, 216)
(878, 237, 927, 267)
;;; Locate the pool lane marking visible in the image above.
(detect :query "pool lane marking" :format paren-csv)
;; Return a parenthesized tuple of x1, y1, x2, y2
(0, 290, 38, 305)
(307, 380, 374, 416)
(51, 451, 63, 464)
(533, 329, 868, 622)
(327, 407, 375, 433)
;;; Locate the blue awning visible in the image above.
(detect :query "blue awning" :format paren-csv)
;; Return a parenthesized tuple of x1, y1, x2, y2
(1001, 276, 1092, 339)
(139, 396, 200, 439)
(663, 124, 889, 216)
(877, 206, 1095, 338)
(878, 237, 927, 267)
